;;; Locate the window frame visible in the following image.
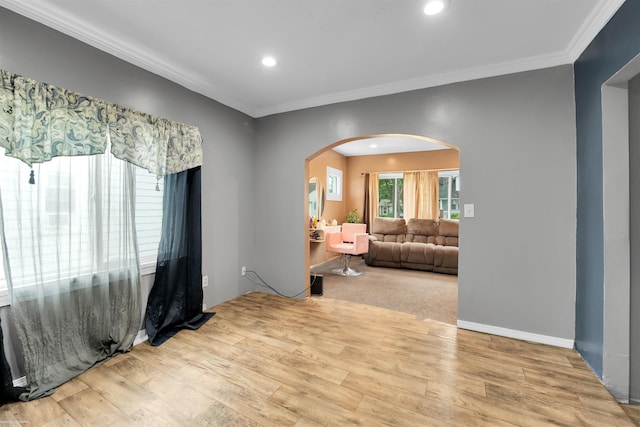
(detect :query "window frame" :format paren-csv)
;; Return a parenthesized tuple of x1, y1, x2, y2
(378, 172, 404, 219)
(326, 166, 343, 201)
(438, 169, 460, 220)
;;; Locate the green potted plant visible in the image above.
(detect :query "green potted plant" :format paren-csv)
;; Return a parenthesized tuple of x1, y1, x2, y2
(345, 208, 360, 223)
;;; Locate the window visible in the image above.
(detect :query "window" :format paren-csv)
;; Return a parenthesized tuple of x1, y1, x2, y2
(439, 170, 460, 219)
(0, 151, 164, 304)
(135, 167, 164, 265)
(378, 173, 404, 218)
(45, 173, 75, 227)
(326, 166, 342, 201)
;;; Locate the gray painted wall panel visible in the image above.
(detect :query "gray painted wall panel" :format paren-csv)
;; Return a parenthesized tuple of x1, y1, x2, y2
(630, 74, 640, 401)
(255, 65, 577, 340)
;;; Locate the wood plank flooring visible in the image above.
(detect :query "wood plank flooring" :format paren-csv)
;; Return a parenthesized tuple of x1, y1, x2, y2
(0, 291, 637, 426)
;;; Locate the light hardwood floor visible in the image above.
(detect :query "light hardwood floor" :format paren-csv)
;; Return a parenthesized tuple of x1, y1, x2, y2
(0, 291, 637, 426)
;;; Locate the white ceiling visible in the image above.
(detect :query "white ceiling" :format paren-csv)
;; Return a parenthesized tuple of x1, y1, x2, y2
(0, 0, 624, 121)
(333, 135, 450, 157)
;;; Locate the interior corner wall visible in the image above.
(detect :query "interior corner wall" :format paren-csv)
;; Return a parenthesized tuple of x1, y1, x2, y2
(574, 0, 640, 378)
(0, 6, 257, 371)
(255, 64, 577, 342)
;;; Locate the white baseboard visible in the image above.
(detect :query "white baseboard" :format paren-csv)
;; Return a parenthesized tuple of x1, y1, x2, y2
(457, 320, 574, 349)
(133, 329, 148, 346)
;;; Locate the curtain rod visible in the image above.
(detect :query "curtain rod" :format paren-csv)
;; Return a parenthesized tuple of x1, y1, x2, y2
(360, 167, 458, 175)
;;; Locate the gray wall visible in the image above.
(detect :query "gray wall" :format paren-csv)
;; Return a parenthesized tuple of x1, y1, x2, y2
(255, 65, 577, 340)
(630, 73, 640, 401)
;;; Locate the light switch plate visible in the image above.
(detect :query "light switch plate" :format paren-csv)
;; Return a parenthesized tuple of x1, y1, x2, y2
(463, 204, 475, 218)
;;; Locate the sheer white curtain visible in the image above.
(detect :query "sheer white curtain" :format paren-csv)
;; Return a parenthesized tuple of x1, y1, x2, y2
(0, 144, 141, 400)
(0, 67, 205, 400)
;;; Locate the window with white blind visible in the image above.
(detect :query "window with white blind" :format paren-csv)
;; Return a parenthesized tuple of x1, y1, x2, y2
(135, 167, 164, 266)
(0, 151, 165, 305)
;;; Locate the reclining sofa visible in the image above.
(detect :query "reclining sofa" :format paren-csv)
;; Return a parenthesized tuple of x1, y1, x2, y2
(362, 217, 458, 275)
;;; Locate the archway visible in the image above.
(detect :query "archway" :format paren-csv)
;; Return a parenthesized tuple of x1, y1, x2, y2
(304, 134, 460, 323)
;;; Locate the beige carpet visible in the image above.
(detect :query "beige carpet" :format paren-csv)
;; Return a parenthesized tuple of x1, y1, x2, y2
(311, 256, 458, 325)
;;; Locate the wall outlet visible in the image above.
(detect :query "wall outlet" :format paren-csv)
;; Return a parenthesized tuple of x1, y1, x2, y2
(241, 266, 246, 276)
(202, 275, 209, 288)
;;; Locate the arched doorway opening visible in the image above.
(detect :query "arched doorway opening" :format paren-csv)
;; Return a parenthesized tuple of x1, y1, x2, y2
(305, 133, 461, 324)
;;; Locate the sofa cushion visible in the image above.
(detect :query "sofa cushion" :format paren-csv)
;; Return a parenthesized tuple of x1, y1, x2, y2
(406, 218, 438, 235)
(445, 237, 459, 246)
(406, 218, 438, 244)
(371, 218, 408, 243)
(409, 234, 436, 244)
(367, 241, 402, 263)
(435, 235, 459, 247)
(401, 242, 435, 265)
(372, 217, 407, 235)
(434, 245, 458, 274)
(438, 219, 459, 237)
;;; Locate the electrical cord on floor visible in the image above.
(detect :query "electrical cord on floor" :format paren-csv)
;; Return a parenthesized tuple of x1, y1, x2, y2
(244, 269, 312, 299)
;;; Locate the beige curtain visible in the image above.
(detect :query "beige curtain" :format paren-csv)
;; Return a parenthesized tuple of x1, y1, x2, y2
(404, 171, 439, 219)
(367, 172, 379, 228)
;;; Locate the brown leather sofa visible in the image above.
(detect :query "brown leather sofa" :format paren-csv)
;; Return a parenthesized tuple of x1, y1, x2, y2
(362, 217, 458, 275)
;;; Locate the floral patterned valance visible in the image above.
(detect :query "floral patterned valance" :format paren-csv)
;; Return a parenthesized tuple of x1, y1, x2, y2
(0, 69, 202, 175)
(108, 105, 202, 176)
(0, 70, 108, 166)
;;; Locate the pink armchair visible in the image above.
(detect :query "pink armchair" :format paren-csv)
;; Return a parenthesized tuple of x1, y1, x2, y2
(326, 223, 369, 276)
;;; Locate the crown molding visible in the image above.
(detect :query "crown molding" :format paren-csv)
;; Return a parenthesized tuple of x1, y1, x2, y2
(566, 0, 626, 62)
(256, 0, 625, 118)
(0, 0, 253, 116)
(254, 50, 571, 118)
(0, 0, 625, 119)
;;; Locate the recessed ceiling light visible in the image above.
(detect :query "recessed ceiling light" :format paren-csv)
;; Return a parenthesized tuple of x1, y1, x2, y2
(370, 143, 378, 149)
(423, 0, 449, 16)
(262, 56, 277, 67)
